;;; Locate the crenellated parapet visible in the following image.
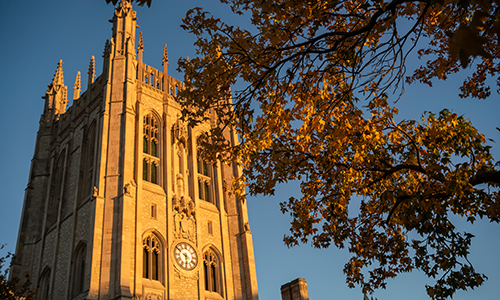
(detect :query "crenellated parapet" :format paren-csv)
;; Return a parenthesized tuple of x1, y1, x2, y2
(136, 62, 185, 97)
(44, 57, 185, 140)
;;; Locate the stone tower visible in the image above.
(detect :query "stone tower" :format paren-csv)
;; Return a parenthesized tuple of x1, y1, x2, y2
(10, 1, 259, 299)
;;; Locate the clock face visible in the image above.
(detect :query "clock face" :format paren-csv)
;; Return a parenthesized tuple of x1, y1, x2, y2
(174, 242, 198, 271)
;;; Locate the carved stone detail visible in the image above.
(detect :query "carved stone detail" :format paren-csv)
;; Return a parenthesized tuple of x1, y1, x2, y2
(244, 222, 251, 232)
(144, 292, 163, 300)
(172, 195, 196, 243)
(172, 118, 188, 146)
(124, 180, 136, 196)
(115, 0, 134, 17)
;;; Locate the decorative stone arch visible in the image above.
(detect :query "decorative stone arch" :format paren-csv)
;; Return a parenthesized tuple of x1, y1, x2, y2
(37, 266, 51, 300)
(142, 110, 162, 185)
(200, 243, 223, 260)
(142, 228, 166, 245)
(201, 244, 224, 296)
(142, 230, 165, 283)
(194, 133, 216, 205)
(143, 109, 162, 136)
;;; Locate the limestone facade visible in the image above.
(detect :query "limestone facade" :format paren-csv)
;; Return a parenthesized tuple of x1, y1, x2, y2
(11, 1, 259, 299)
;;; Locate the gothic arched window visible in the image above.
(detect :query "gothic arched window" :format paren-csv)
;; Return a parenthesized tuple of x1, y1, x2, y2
(71, 243, 87, 298)
(143, 113, 160, 184)
(203, 249, 222, 294)
(78, 122, 96, 205)
(143, 233, 162, 281)
(197, 148, 213, 204)
(38, 267, 51, 300)
(46, 153, 65, 230)
(196, 136, 214, 203)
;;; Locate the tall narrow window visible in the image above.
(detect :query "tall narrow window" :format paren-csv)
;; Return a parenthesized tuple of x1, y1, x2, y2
(151, 204, 157, 219)
(47, 154, 64, 230)
(38, 268, 51, 300)
(143, 159, 148, 181)
(71, 243, 87, 298)
(197, 153, 213, 203)
(203, 249, 221, 294)
(208, 221, 213, 235)
(151, 162, 158, 184)
(78, 122, 96, 205)
(143, 113, 160, 184)
(143, 233, 162, 281)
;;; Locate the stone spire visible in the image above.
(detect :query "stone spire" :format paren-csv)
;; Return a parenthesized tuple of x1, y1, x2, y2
(102, 39, 111, 73)
(88, 56, 96, 85)
(103, 39, 111, 58)
(162, 44, 168, 76)
(52, 60, 65, 86)
(112, 0, 137, 55)
(43, 60, 68, 122)
(162, 44, 168, 65)
(137, 32, 144, 82)
(73, 71, 81, 100)
(138, 31, 144, 51)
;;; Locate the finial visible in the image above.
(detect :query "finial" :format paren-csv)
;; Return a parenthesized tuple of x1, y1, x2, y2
(88, 56, 96, 84)
(73, 72, 81, 100)
(138, 32, 144, 51)
(103, 39, 111, 57)
(52, 60, 65, 86)
(162, 44, 168, 65)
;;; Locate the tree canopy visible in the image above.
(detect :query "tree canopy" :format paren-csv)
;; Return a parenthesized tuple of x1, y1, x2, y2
(0, 246, 35, 300)
(117, 0, 500, 299)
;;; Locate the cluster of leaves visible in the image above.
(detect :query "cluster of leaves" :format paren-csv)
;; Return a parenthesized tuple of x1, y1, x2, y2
(0, 245, 36, 300)
(102, 0, 500, 298)
(408, 0, 500, 99)
(173, 0, 500, 299)
(106, 0, 153, 7)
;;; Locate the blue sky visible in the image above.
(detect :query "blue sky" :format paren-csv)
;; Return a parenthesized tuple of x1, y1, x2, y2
(0, 1, 499, 299)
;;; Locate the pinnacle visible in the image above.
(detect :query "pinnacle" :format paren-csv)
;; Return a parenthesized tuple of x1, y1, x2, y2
(74, 71, 81, 89)
(52, 59, 65, 86)
(88, 56, 96, 84)
(103, 39, 111, 57)
(138, 32, 144, 51)
(73, 71, 82, 100)
(162, 44, 168, 64)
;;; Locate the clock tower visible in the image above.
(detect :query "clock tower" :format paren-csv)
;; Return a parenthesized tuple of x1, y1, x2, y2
(10, 1, 259, 299)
